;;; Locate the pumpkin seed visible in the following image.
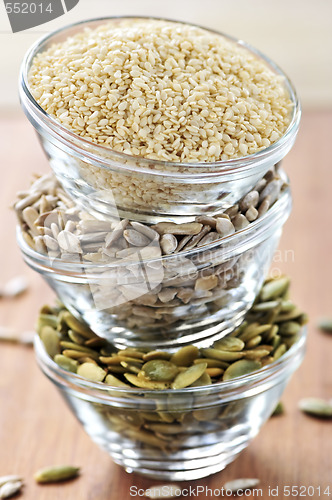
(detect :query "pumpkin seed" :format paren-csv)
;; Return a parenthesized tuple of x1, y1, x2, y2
(223, 360, 261, 380)
(201, 348, 244, 362)
(298, 398, 332, 418)
(62, 312, 94, 339)
(40, 326, 60, 358)
(124, 374, 170, 390)
(317, 318, 332, 333)
(105, 374, 130, 387)
(54, 354, 78, 373)
(170, 345, 199, 366)
(213, 337, 245, 351)
(142, 360, 179, 382)
(271, 401, 284, 416)
(171, 363, 207, 389)
(34, 465, 80, 483)
(260, 276, 290, 301)
(77, 363, 106, 382)
(279, 321, 301, 336)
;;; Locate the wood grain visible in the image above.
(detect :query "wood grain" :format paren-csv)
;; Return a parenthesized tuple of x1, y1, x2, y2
(0, 112, 331, 499)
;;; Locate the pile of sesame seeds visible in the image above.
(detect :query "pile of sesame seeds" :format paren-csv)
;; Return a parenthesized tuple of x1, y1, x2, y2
(28, 19, 292, 163)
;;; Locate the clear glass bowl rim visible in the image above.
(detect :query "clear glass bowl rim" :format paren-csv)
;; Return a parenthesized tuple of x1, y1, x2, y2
(34, 326, 307, 402)
(19, 15, 301, 178)
(16, 183, 292, 273)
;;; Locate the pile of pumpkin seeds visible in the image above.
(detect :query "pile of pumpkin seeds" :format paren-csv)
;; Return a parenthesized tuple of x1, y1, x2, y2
(38, 275, 307, 389)
(36, 276, 307, 453)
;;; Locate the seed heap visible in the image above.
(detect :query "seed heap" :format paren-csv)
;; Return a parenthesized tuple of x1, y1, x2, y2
(15, 168, 287, 333)
(38, 276, 307, 388)
(36, 277, 307, 452)
(29, 19, 292, 163)
(14, 167, 285, 261)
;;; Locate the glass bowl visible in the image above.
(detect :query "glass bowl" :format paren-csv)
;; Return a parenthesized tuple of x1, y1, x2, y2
(34, 326, 306, 481)
(17, 185, 292, 349)
(19, 16, 300, 223)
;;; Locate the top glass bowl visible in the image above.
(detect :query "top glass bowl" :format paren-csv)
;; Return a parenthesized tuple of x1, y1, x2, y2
(19, 16, 301, 223)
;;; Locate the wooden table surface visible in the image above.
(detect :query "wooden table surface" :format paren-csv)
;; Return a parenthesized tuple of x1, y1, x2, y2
(0, 112, 331, 499)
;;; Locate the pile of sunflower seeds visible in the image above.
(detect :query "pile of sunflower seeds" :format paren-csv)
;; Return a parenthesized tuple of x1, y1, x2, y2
(14, 168, 287, 333)
(14, 166, 285, 262)
(38, 276, 307, 388)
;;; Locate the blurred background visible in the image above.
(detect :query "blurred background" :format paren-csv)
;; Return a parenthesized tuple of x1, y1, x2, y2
(0, 0, 331, 113)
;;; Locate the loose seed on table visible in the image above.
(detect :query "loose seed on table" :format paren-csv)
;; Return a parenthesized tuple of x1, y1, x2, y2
(223, 478, 260, 493)
(34, 465, 80, 483)
(298, 398, 332, 418)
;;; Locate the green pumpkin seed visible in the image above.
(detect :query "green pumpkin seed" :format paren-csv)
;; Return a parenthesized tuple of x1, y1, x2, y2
(141, 360, 179, 382)
(145, 423, 184, 435)
(40, 326, 60, 358)
(143, 351, 172, 361)
(62, 312, 94, 339)
(34, 465, 80, 483)
(279, 321, 301, 336)
(193, 407, 220, 421)
(77, 363, 106, 382)
(36, 313, 58, 332)
(245, 335, 262, 349)
(205, 367, 224, 377)
(244, 349, 271, 360)
(275, 308, 303, 322)
(189, 371, 211, 387)
(124, 373, 170, 390)
(273, 343, 287, 360)
(201, 348, 244, 362)
(299, 398, 332, 418)
(260, 276, 289, 301)
(194, 358, 229, 369)
(62, 349, 99, 361)
(170, 345, 199, 366)
(317, 318, 332, 333)
(104, 374, 130, 387)
(252, 300, 280, 312)
(54, 354, 78, 373)
(223, 360, 261, 380)
(271, 401, 284, 416)
(213, 337, 245, 351)
(67, 329, 85, 345)
(171, 362, 207, 389)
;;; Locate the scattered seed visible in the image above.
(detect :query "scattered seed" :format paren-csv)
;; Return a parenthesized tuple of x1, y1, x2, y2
(317, 318, 332, 333)
(0, 476, 23, 488)
(271, 401, 284, 416)
(0, 276, 29, 298)
(223, 478, 260, 493)
(299, 398, 332, 418)
(0, 480, 23, 499)
(34, 465, 80, 483)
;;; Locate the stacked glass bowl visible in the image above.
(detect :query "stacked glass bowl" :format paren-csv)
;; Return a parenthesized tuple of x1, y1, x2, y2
(16, 16, 304, 480)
